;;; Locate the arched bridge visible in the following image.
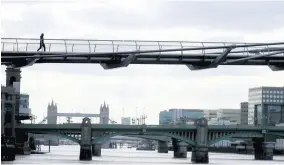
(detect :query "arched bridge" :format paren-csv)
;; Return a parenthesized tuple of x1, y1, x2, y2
(13, 117, 284, 163)
(1, 38, 284, 71)
(14, 121, 284, 146)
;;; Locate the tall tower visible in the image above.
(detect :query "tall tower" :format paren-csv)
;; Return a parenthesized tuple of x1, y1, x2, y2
(47, 100, 58, 124)
(6, 67, 21, 89)
(6, 67, 21, 120)
(100, 101, 109, 124)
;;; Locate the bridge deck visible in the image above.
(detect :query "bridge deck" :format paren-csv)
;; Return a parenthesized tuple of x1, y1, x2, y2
(14, 123, 284, 132)
(1, 38, 284, 70)
(56, 113, 100, 118)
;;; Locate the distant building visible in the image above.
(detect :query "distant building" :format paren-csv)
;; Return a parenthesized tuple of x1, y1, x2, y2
(204, 109, 218, 120)
(217, 109, 241, 124)
(121, 117, 131, 125)
(171, 109, 204, 121)
(19, 94, 31, 116)
(240, 102, 248, 125)
(159, 110, 173, 125)
(207, 108, 241, 125)
(159, 109, 204, 125)
(248, 86, 284, 125)
(208, 118, 231, 125)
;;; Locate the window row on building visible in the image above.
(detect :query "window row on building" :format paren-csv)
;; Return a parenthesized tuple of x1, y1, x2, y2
(263, 90, 284, 94)
(263, 95, 284, 99)
(263, 99, 284, 103)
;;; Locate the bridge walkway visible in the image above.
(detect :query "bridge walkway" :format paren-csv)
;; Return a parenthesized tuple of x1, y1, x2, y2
(1, 38, 284, 70)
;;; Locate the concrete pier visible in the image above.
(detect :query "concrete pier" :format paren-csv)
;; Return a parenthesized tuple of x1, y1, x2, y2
(157, 141, 168, 153)
(174, 141, 188, 158)
(254, 139, 275, 160)
(172, 139, 187, 158)
(79, 118, 92, 161)
(191, 147, 209, 163)
(191, 118, 209, 164)
(92, 143, 102, 156)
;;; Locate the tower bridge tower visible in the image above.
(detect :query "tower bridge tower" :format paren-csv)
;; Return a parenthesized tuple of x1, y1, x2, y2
(47, 100, 57, 124)
(100, 101, 109, 124)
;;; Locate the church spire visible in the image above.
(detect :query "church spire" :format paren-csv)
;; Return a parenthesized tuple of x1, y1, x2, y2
(51, 99, 54, 106)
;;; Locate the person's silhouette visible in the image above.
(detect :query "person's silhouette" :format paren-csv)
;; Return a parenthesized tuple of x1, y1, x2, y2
(37, 33, 46, 52)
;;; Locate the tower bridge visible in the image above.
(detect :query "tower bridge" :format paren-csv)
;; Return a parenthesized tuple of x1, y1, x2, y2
(39, 100, 110, 125)
(36, 100, 113, 146)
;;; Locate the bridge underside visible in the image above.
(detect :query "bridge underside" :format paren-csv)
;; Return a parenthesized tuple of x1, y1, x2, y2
(2, 51, 284, 71)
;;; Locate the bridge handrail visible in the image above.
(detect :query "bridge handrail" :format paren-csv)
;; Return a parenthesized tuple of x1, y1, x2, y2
(1, 37, 266, 44)
(1, 41, 207, 48)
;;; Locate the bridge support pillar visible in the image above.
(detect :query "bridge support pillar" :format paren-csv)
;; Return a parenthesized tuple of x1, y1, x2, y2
(92, 143, 102, 156)
(254, 138, 274, 160)
(79, 118, 92, 161)
(173, 139, 187, 158)
(5, 67, 21, 138)
(191, 147, 209, 163)
(191, 118, 209, 164)
(158, 141, 168, 153)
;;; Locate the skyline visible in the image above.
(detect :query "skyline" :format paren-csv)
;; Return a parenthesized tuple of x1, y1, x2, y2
(1, 1, 284, 124)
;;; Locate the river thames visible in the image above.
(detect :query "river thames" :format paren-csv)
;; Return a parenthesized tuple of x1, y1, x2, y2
(2, 145, 284, 165)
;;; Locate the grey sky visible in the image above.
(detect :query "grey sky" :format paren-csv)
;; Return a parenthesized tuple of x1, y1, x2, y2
(1, 0, 284, 124)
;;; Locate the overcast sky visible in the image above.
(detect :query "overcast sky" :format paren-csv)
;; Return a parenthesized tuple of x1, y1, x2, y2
(1, 0, 284, 124)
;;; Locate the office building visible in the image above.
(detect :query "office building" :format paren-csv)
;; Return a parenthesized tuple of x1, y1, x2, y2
(204, 109, 218, 120)
(240, 102, 248, 125)
(121, 117, 131, 125)
(216, 109, 241, 124)
(159, 109, 204, 125)
(159, 110, 173, 125)
(170, 109, 204, 121)
(208, 117, 232, 125)
(19, 94, 31, 116)
(248, 86, 284, 125)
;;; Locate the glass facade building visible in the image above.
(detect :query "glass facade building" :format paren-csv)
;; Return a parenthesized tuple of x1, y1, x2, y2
(159, 109, 204, 125)
(159, 110, 173, 125)
(19, 93, 31, 116)
(20, 94, 29, 108)
(248, 87, 284, 126)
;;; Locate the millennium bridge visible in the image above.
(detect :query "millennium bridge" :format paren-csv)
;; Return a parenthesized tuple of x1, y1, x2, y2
(2, 38, 284, 163)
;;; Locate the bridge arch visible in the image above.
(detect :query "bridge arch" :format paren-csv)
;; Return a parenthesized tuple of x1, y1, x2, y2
(31, 131, 80, 144)
(208, 132, 284, 146)
(267, 132, 284, 138)
(94, 132, 196, 146)
(102, 134, 168, 143)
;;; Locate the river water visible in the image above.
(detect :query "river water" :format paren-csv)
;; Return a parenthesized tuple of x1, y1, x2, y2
(2, 145, 284, 165)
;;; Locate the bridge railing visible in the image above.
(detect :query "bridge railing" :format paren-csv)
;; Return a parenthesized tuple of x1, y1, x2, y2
(2, 38, 284, 56)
